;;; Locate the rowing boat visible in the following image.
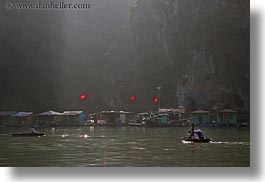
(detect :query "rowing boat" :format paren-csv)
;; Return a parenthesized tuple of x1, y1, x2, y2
(11, 133, 45, 137)
(182, 137, 211, 143)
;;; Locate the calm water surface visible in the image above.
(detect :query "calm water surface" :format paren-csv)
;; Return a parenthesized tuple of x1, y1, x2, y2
(0, 127, 249, 167)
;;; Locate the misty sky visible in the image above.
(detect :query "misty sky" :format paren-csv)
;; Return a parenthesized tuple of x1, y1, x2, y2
(0, 0, 249, 113)
(0, 0, 133, 112)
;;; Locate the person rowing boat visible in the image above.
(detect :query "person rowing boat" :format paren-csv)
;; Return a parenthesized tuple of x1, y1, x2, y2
(185, 123, 195, 139)
(31, 127, 37, 134)
(193, 129, 204, 140)
(184, 124, 206, 141)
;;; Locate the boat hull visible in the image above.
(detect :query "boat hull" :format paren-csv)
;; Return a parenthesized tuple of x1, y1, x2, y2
(182, 137, 211, 143)
(11, 133, 45, 137)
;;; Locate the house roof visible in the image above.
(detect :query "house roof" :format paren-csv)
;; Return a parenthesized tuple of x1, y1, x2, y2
(138, 112, 149, 116)
(12, 112, 33, 117)
(37, 110, 62, 116)
(99, 111, 133, 114)
(0, 111, 17, 116)
(62, 111, 84, 115)
(219, 109, 236, 113)
(159, 108, 185, 114)
(191, 110, 210, 114)
(101, 111, 132, 114)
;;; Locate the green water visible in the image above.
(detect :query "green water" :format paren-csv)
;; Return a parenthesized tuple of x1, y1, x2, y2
(0, 127, 250, 167)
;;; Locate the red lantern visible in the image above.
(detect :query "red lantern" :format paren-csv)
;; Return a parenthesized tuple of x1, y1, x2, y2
(79, 93, 87, 100)
(153, 97, 158, 104)
(130, 95, 136, 102)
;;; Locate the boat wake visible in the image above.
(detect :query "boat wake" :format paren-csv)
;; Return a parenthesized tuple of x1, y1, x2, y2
(210, 141, 249, 145)
(0, 134, 9, 136)
(182, 140, 249, 145)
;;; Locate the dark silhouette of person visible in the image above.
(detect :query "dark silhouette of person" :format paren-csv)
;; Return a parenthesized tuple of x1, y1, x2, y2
(190, 123, 194, 138)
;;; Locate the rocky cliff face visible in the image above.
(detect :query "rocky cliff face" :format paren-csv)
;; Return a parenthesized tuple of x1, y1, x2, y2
(103, 0, 249, 112)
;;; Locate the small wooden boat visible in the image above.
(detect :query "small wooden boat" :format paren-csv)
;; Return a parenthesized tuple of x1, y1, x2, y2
(11, 132, 45, 137)
(182, 137, 211, 143)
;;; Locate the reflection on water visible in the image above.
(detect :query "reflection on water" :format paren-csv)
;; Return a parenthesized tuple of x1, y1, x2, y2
(0, 127, 249, 167)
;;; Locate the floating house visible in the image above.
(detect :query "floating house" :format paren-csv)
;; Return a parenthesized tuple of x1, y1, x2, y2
(0, 111, 17, 127)
(158, 108, 186, 125)
(217, 109, 237, 127)
(36, 110, 62, 126)
(190, 110, 211, 126)
(154, 113, 169, 124)
(61, 111, 87, 126)
(11, 112, 34, 126)
(91, 111, 133, 126)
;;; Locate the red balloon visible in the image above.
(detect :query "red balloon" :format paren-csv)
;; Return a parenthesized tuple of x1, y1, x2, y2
(153, 97, 158, 103)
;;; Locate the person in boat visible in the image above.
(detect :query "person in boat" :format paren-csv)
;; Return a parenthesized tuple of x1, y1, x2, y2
(194, 129, 204, 140)
(31, 127, 37, 134)
(189, 123, 195, 139)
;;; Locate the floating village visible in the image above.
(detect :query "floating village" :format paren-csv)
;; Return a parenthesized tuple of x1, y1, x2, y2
(0, 108, 249, 129)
